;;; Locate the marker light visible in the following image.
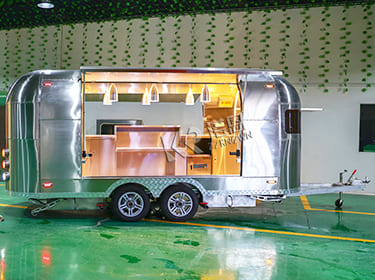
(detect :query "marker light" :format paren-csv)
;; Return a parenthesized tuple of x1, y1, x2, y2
(1, 160, 9, 170)
(1, 149, 8, 158)
(42, 182, 53, 188)
(265, 84, 274, 89)
(42, 248, 51, 265)
(267, 180, 277, 184)
(43, 82, 53, 87)
(1, 172, 10, 182)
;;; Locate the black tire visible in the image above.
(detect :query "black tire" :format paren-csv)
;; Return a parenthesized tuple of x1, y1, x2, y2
(111, 185, 150, 222)
(160, 184, 198, 222)
(335, 199, 343, 208)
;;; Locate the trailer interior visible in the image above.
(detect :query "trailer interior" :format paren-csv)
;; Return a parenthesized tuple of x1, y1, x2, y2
(82, 70, 243, 177)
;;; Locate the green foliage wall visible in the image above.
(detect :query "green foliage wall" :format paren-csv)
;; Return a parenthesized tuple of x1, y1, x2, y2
(0, 4, 373, 93)
(0, 92, 6, 106)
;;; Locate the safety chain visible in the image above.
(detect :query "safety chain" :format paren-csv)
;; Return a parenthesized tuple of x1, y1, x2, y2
(30, 199, 62, 216)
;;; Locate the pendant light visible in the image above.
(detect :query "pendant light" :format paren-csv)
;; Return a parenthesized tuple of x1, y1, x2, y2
(150, 84, 159, 102)
(185, 86, 194, 105)
(102, 83, 118, 105)
(108, 83, 118, 102)
(200, 84, 211, 103)
(103, 85, 112, 106)
(142, 87, 150, 105)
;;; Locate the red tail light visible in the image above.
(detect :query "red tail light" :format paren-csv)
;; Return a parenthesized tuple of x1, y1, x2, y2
(1, 149, 8, 158)
(42, 248, 51, 265)
(42, 182, 53, 188)
(1, 160, 9, 169)
(43, 82, 53, 87)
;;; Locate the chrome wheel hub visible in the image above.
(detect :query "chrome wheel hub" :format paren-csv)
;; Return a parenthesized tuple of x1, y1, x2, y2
(118, 192, 144, 217)
(167, 192, 193, 217)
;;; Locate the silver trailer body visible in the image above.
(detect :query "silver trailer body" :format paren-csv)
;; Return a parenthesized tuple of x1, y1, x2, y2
(1, 67, 366, 220)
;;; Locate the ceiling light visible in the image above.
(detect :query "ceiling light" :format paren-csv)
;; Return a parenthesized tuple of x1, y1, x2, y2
(37, 0, 54, 9)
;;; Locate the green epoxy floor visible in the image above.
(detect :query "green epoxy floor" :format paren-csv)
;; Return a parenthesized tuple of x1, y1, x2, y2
(0, 183, 375, 280)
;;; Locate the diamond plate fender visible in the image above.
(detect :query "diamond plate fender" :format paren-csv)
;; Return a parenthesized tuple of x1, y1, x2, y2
(104, 177, 208, 199)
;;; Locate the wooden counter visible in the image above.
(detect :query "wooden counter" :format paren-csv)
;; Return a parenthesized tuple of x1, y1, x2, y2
(115, 125, 186, 176)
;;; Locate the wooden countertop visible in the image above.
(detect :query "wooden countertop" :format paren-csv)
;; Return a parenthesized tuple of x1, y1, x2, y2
(115, 125, 181, 132)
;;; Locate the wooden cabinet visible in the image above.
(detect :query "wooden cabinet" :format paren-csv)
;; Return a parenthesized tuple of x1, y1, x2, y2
(82, 135, 116, 177)
(187, 155, 212, 175)
(211, 136, 241, 175)
(183, 134, 241, 176)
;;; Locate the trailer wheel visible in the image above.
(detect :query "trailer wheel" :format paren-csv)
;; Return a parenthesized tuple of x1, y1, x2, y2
(335, 199, 343, 208)
(111, 185, 150, 222)
(160, 185, 198, 222)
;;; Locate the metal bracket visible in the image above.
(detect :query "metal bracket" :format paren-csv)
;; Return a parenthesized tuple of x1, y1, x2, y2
(251, 195, 286, 202)
(30, 199, 62, 216)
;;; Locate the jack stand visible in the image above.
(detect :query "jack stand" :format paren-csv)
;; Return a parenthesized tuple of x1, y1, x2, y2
(335, 192, 343, 208)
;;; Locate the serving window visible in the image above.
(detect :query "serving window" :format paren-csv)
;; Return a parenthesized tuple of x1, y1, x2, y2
(81, 70, 243, 177)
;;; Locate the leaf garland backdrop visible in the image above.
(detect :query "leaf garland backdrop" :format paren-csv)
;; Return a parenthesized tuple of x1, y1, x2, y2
(0, 4, 373, 93)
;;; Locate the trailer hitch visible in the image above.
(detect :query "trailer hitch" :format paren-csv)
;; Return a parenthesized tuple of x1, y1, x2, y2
(333, 169, 368, 208)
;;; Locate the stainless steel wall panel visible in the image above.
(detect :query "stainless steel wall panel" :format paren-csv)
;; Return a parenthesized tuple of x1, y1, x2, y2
(275, 77, 301, 105)
(40, 120, 81, 180)
(195, 177, 280, 193)
(242, 82, 278, 121)
(280, 136, 300, 191)
(7, 139, 39, 194)
(275, 78, 301, 192)
(39, 78, 81, 120)
(242, 120, 280, 177)
(241, 79, 280, 179)
(7, 102, 39, 139)
(6, 73, 40, 104)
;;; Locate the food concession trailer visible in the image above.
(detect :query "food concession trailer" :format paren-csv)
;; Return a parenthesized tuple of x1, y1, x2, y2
(1, 67, 368, 222)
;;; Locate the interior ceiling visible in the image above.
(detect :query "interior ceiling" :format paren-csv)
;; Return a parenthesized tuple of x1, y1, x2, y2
(0, 0, 373, 30)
